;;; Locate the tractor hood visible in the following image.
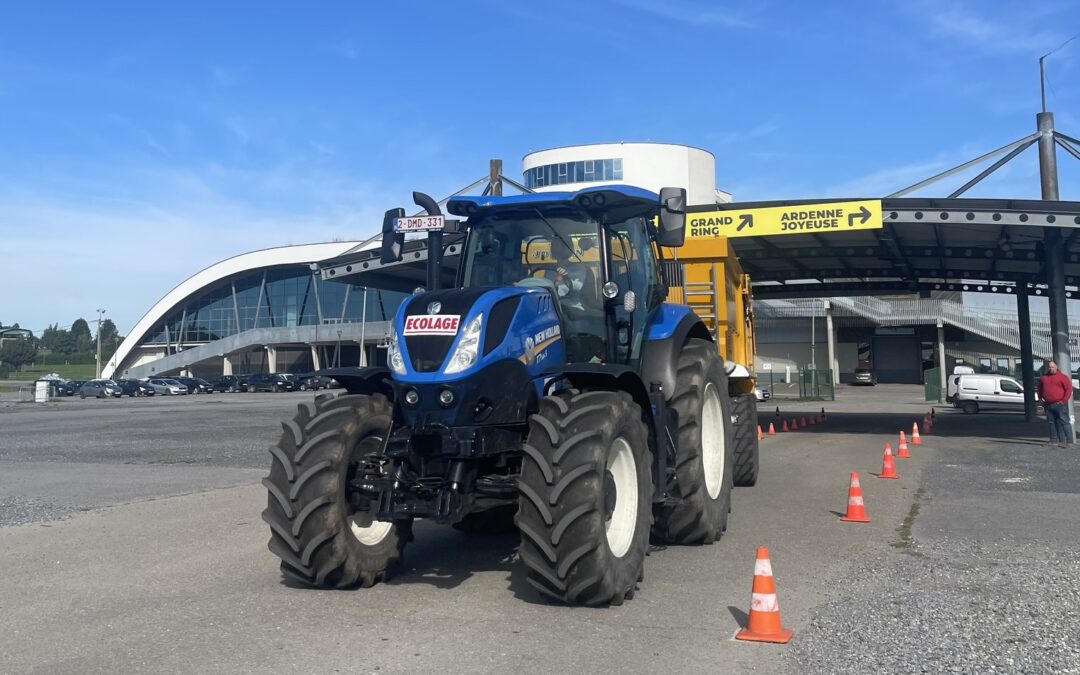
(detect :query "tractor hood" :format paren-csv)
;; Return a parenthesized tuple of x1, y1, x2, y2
(391, 284, 564, 384)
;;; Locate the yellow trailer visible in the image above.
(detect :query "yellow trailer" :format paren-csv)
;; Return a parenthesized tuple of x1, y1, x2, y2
(664, 236, 757, 396)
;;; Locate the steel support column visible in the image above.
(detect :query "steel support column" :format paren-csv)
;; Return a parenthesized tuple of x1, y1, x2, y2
(937, 321, 946, 404)
(1039, 111, 1074, 436)
(825, 300, 837, 384)
(1016, 286, 1036, 421)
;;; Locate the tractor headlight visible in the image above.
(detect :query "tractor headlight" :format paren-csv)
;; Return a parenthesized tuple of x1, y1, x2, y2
(443, 313, 483, 375)
(388, 326, 406, 375)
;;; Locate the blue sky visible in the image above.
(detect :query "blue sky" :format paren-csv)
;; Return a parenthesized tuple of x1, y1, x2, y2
(1, 0, 1078, 334)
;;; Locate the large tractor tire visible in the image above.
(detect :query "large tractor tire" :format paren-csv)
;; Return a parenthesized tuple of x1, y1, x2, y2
(516, 390, 652, 606)
(262, 392, 411, 588)
(654, 338, 734, 545)
(731, 393, 760, 487)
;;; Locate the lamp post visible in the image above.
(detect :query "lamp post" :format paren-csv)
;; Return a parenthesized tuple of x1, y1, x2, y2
(336, 329, 342, 369)
(95, 308, 106, 378)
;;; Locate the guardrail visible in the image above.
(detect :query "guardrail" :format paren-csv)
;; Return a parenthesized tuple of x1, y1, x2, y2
(755, 295, 1072, 356)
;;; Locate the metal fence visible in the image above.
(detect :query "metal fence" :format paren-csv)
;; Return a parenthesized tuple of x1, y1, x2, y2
(798, 369, 835, 400)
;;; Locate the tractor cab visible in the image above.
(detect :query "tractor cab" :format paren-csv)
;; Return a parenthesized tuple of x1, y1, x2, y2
(447, 186, 686, 368)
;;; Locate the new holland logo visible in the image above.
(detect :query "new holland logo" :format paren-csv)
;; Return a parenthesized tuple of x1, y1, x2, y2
(523, 336, 536, 364)
(427, 301, 441, 314)
(403, 314, 460, 336)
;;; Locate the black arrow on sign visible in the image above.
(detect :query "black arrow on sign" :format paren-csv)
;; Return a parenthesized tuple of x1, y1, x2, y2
(737, 213, 754, 231)
(847, 205, 872, 226)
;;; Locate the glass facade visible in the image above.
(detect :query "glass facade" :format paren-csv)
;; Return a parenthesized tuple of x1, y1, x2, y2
(524, 158, 623, 189)
(143, 266, 406, 346)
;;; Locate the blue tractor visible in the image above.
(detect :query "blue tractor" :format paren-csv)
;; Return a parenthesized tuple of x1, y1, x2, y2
(263, 185, 736, 605)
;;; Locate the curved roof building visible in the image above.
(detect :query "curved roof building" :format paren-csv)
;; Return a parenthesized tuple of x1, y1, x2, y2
(104, 241, 408, 380)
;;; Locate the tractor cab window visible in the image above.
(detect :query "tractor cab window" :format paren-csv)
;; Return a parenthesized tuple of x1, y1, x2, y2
(606, 217, 664, 366)
(460, 211, 607, 362)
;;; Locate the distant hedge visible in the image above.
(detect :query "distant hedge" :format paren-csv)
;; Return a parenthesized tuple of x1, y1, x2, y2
(39, 352, 96, 365)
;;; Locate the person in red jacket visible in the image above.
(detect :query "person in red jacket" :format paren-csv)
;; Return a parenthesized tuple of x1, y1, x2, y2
(1037, 360, 1074, 446)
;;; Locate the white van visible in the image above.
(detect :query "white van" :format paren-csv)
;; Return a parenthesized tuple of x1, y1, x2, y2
(945, 366, 976, 403)
(954, 373, 1028, 414)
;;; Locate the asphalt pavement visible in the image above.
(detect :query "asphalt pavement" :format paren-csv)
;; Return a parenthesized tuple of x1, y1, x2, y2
(0, 386, 1077, 673)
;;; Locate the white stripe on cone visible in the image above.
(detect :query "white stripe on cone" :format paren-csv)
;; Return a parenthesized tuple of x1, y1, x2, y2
(851, 478, 861, 488)
(754, 559, 774, 577)
(849, 496, 864, 506)
(751, 592, 779, 612)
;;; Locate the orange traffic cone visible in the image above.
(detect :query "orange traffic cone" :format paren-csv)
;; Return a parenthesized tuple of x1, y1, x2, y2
(809, 416, 816, 427)
(911, 423, 922, 445)
(790, 418, 798, 431)
(879, 443, 899, 479)
(800, 417, 807, 428)
(839, 471, 871, 523)
(897, 432, 910, 458)
(781, 420, 788, 432)
(735, 547, 794, 644)
(757, 425, 765, 441)
(925, 415, 933, 432)
(768, 422, 776, 436)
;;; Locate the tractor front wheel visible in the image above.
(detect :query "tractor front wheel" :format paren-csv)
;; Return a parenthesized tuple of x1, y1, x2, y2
(516, 389, 652, 606)
(262, 392, 411, 588)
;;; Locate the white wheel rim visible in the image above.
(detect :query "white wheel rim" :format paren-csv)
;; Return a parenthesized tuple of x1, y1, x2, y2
(605, 437, 638, 558)
(701, 382, 726, 499)
(349, 516, 393, 546)
(347, 433, 392, 546)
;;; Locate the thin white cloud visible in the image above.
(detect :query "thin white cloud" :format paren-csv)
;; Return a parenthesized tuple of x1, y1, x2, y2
(612, 0, 753, 27)
(906, 0, 1068, 55)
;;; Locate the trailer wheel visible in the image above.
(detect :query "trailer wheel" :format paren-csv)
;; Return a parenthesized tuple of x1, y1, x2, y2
(731, 393, 760, 487)
(654, 338, 734, 545)
(516, 390, 652, 606)
(262, 392, 411, 588)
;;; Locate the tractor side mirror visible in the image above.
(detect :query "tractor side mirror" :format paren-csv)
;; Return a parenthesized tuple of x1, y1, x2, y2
(380, 208, 405, 264)
(656, 187, 686, 247)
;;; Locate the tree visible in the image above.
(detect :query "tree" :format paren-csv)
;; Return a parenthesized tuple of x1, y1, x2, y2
(71, 318, 92, 353)
(0, 339, 37, 371)
(100, 319, 119, 344)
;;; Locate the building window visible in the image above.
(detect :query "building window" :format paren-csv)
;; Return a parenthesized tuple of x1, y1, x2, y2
(524, 158, 624, 188)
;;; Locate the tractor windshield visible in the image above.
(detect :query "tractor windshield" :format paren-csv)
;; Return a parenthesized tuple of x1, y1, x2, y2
(461, 211, 608, 362)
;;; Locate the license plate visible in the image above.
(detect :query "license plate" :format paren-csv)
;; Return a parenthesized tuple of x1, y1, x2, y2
(403, 314, 460, 335)
(394, 215, 444, 233)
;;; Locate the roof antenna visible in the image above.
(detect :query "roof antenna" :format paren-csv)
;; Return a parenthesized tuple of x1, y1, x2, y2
(1039, 32, 1080, 113)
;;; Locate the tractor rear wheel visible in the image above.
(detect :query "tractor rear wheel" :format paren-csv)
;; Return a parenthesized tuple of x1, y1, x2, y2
(262, 392, 411, 588)
(731, 393, 760, 487)
(654, 338, 734, 545)
(516, 390, 652, 606)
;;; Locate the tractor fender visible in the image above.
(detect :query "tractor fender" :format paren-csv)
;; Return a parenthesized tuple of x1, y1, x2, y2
(547, 364, 653, 424)
(641, 306, 713, 401)
(319, 367, 393, 398)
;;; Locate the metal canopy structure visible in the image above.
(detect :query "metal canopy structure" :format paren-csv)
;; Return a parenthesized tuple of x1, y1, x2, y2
(715, 197, 1080, 299)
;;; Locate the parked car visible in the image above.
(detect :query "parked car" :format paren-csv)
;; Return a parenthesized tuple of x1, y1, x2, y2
(852, 368, 878, 386)
(298, 374, 337, 391)
(115, 378, 155, 397)
(172, 376, 213, 394)
(64, 380, 87, 396)
(754, 386, 770, 402)
(210, 375, 250, 393)
(79, 379, 124, 398)
(954, 373, 1030, 414)
(147, 378, 188, 395)
(247, 373, 296, 392)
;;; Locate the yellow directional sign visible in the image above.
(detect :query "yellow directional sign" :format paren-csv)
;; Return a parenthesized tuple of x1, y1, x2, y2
(687, 199, 883, 239)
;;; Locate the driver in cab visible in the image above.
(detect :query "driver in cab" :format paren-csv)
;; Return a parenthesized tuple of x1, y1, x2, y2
(548, 238, 591, 311)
